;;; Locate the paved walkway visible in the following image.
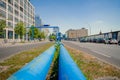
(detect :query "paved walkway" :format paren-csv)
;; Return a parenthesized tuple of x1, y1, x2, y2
(0, 41, 48, 48)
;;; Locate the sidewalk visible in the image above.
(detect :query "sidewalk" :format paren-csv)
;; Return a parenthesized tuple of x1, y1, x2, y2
(0, 41, 48, 48)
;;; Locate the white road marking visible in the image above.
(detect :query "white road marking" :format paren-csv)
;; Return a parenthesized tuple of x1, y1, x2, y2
(91, 50, 111, 58)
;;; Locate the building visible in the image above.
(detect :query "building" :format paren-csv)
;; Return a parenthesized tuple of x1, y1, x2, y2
(66, 28, 88, 40)
(35, 15, 42, 32)
(0, 0, 35, 40)
(80, 30, 120, 42)
(41, 28, 49, 38)
(35, 15, 42, 27)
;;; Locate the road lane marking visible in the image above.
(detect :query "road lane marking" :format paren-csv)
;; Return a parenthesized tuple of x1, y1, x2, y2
(91, 50, 111, 58)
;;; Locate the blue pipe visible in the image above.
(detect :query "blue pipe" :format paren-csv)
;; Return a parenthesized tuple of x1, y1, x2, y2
(7, 46, 55, 80)
(59, 45, 86, 80)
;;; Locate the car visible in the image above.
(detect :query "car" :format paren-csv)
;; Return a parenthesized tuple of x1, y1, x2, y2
(104, 39, 110, 44)
(49, 39, 54, 41)
(92, 39, 97, 43)
(118, 40, 120, 45)
(80, 38, 87, 42)
(109, 39, 118, 44)
(96, 38, 105, 43)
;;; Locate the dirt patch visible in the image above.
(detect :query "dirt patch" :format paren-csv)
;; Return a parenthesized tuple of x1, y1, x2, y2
(95, 76, 119, 80)
(0, 66, 10, 73)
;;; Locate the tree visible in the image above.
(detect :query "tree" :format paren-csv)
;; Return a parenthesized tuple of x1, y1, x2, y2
(38, 31, 46, 40)
(34, 28, 39, 38)
(0, 20, 6, 38)
(28, 26, 39, 39)
(38, 31, 42, 40)
(28, 26, 46, 41)
(28, 27, 32, 38)
(41, 31, 45, 39)
(49, 33, 56, 41)
(14, 22, 26, 40)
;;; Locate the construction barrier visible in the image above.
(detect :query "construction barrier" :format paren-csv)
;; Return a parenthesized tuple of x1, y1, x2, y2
(59, 45, 86, 80)
(7, 46, 55, 80)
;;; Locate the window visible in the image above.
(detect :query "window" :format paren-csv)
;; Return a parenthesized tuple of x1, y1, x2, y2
(20, 7, 23, 12)
(8, 5, 13, 13)
(0, 10, 6, 18)
(24, 10, 26, 15)
(24, 0, 27, 3)
(8, 0, 13, 5)
(20, 0, 23, 6)
(24, 15, 26, 21)
(24, 4, 26, 10)
(15, 0, 19, 3)
(28, 7, 30, 13)
(15, 17, 18, 22)
(0, 0, 6, 9)
(26, 12, 28, 17)
(28, 2, 30, 8)
(14, 3, 19, 9)
(15, 10, 19, 16)
(8, 14, 13, 21)
(8, 22, 13, 28)
(20, 12, 23, 19)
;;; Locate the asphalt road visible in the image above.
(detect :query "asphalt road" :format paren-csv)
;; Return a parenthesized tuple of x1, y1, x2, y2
(63, 41, 120, 68)
(0, 41, 50, 61)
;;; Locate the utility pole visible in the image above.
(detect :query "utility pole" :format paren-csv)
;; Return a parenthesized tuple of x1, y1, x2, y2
(87, 23, 91, 35)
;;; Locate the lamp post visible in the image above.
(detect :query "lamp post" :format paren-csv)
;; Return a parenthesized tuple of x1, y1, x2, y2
(89, 24, 91, 35)
(87, 23, 91, 36)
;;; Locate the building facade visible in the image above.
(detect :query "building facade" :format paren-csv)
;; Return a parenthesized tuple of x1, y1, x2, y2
(66, 28, 88, 40)
(35, 15, 42, 27)
(0, 0, 35, 40)
(41, 28, 49, 38)
(80, 30, 120, 42)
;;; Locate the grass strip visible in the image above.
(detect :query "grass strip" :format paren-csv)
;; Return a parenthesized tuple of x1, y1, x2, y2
(65, 45, 120, 80)
(0, 43, 53, 80)
(46, 43, 60, 80)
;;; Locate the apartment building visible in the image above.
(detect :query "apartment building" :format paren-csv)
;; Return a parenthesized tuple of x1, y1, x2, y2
(0, 0, 35, 40)
(66, 28, 88, 40)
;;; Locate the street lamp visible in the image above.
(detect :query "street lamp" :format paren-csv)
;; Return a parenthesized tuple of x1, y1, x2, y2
(87, 23, 91, 36)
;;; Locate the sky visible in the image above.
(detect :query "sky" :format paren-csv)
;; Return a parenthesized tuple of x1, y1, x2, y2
(30, 0, 120, 35)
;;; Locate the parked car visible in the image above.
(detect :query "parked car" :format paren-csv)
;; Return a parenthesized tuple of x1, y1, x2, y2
(49, 39, 54, 41)
(109, 39, 118, 44)
(80, 38, 87, 42)
(96, 38, 105, 43)
(92, 39, 97, 43)
(104, 38, 111, 44)
(118, 40, 120, 45)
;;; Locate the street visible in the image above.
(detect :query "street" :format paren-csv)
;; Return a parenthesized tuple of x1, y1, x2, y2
(63, 41, 120, 68)
(0, 41, 50, 61)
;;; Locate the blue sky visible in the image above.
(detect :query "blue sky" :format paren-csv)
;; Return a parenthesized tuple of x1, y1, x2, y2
(30, 0, 120, 35)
